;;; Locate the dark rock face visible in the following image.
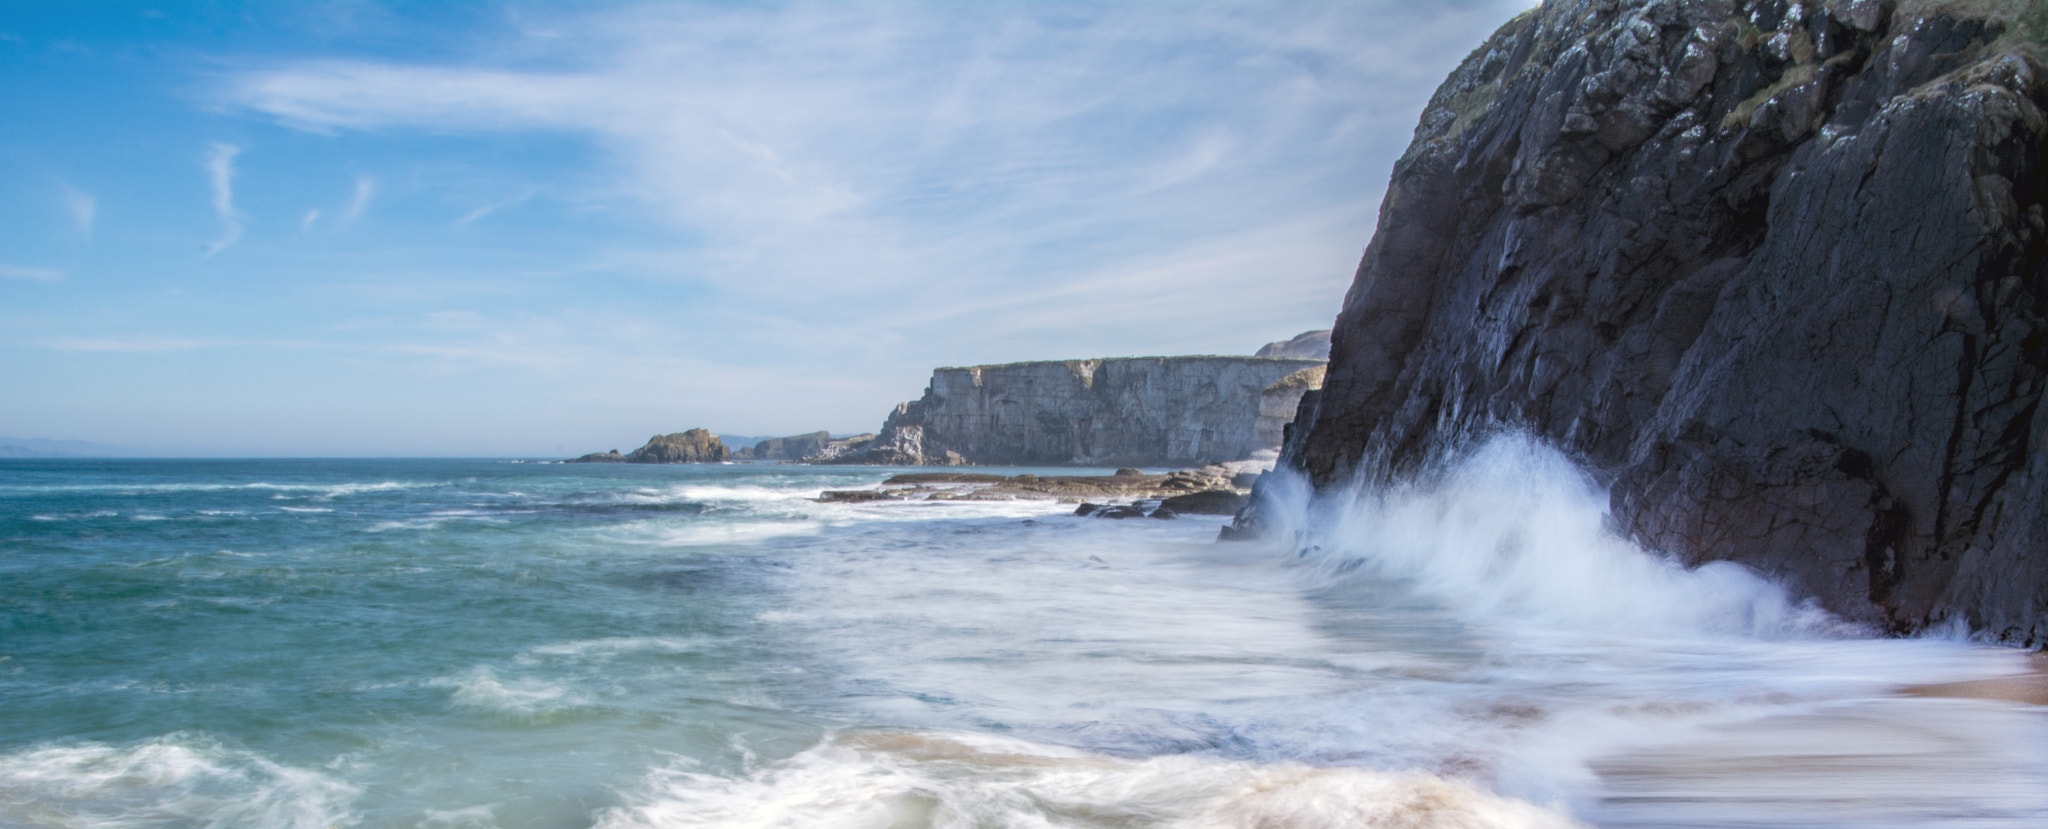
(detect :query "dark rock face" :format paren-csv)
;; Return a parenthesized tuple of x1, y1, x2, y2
(1161, 489, 1251, 516)
(1256, 330, 1334, 359)
(624, 429, 730, 464)
(1271, 0, 2048, 642)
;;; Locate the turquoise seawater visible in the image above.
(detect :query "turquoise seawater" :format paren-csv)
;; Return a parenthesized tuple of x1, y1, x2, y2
(2, 451, 2046, 828)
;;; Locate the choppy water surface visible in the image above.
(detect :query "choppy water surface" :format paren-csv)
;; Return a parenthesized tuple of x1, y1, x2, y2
(2, 445, 2043, 828)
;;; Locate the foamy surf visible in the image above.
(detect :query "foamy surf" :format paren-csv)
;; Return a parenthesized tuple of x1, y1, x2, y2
(7, 456, 2045, 828)
(596, 730, 1587, 829)
(0, 736, 355, 829)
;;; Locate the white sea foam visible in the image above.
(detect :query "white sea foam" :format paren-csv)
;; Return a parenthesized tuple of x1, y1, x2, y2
(0, 736, 355, 829)
(595, 730, 1587, 829)
(616, 484, 825, 506)
(526, 637, 709, 659)
(434, 667, 581, 713)
(1270, 434, 1840, 640)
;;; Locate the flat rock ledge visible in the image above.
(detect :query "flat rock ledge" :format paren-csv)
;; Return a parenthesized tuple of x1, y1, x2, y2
(814, 466, 1251, 518)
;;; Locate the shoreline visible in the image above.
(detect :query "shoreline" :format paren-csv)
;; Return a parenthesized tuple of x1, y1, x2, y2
(1900, 653, 2048, 706)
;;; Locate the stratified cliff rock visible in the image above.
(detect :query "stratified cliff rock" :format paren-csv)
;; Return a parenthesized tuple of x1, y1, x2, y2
(738, 431, 832, 461)
(1264, 0, 2048, 642)
(569, 429, 730, 463)
(834, 356, 1325, 467)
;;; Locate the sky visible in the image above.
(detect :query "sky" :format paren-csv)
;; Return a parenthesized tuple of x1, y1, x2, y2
(0, 0, 1533, 457)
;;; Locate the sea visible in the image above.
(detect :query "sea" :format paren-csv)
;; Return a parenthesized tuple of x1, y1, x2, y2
(3, 436, 2045, 829)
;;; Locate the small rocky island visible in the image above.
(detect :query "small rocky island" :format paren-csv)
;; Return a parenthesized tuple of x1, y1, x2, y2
(568, 429, 729, 463)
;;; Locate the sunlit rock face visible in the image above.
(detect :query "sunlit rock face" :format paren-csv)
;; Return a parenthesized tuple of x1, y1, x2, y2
(1271, 0, 2048, 642)
(839, 356, 1326, 467)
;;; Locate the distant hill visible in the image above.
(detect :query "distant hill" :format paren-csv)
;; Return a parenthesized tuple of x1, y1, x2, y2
(0, 437, 141, 458)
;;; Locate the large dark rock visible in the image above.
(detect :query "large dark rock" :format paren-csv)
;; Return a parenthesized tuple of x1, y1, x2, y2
(1257, 0, 2048, 643)
(1161, 489, 1251, 516)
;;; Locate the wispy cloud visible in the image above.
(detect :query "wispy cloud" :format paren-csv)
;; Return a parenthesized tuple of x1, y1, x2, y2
(344, 174, 375, 223)
(0, 263, 65, 282)
(457, 190, 535, 226)
(41, 336, 310, 352)
(203, 142, 243, 257)
(301, 207, 322, 231)
(58, 182, 95, 236)
(220, 2, 1528, 341)
(44, 337, 207, 352)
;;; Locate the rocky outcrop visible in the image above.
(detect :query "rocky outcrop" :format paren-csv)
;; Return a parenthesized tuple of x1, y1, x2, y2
(1256, 0, 2048, 643)
(737, 431, 833, 461)
(831, 356, 1326, 467)
(570, 429, 730, 463)
(1256, 330, 1334, 359)
(817, 468, 1249, 510)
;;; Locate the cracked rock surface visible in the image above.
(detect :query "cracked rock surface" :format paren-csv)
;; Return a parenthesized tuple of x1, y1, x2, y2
(1265, 0, 2048, 642)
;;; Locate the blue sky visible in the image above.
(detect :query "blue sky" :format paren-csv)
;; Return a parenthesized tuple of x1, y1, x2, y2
(1, 0, 1530, 457)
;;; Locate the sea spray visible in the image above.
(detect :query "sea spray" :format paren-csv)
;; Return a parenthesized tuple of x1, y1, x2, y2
(1273, 434, 1845, 639)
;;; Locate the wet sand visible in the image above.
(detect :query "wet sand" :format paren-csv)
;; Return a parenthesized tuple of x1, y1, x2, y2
(1901, 652, 2048, 705)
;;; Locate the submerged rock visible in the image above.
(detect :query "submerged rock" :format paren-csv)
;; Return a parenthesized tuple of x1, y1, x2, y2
(1255, 0, 2048, 643)
(817, 490, 900, 503)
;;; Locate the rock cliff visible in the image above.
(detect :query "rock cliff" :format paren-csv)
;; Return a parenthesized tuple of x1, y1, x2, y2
(834, 355, 1326, 467)
(1260, 0, 2048, 643)
(736, 431, 832, 461)
(732, 431, 878, 461)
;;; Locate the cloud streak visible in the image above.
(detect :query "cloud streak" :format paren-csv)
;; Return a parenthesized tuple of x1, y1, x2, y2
(59, 182, 95, 236)
(0, 263, 65, 282)
(345, 175, 375, 223)
(221, 3, 1527, 327)
(203, 142, 243, 257)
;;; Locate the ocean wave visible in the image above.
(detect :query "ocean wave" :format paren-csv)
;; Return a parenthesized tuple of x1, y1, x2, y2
(525, 637, 710, 659)
(1266, 434, 1845, 640)
(594, 730, 1587, 829)
(0, 735, 356, 829)
(432, 667, 584, 714)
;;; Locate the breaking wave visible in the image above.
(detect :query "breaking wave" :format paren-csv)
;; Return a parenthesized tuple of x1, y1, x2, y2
(0, 736, 355, 829)
(1263, 434, 1842, 640)
(595, 730, 1586, 829)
